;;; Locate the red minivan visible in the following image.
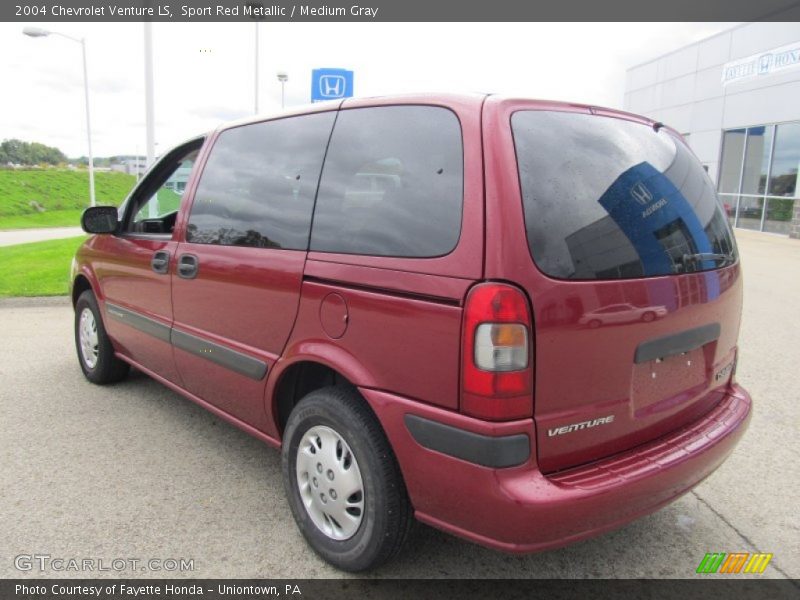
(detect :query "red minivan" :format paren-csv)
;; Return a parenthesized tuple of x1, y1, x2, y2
(71, 94, 751, 571)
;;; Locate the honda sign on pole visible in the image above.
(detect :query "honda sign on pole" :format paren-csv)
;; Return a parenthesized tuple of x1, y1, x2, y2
(311, 68, 354, 102)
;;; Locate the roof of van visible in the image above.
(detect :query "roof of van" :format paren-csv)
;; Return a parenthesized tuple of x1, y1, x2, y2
(212, 92, 659, 134)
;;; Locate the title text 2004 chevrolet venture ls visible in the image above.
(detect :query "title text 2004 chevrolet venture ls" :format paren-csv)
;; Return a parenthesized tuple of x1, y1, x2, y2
(72, 94, 751, 571)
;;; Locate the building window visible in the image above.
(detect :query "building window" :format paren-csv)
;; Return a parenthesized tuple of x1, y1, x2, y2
(717, 121, 800, 235)
(718, 129, 746, 195)
(741, 126, 773, 195)
(769, 122, 800, 198)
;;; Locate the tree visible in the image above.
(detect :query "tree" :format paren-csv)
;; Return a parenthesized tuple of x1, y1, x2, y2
(0, 139, 67, 166)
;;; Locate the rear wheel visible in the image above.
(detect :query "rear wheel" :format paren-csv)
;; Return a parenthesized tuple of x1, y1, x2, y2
(282, 386, 413, 571)
(641, 311, 656, 322)
(74, 290, 130, 384)
(588, 319, 601, 329)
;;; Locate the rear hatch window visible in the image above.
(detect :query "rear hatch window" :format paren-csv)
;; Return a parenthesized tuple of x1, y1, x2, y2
(511, 111, 737, 280)
(510, 110, 743, 473)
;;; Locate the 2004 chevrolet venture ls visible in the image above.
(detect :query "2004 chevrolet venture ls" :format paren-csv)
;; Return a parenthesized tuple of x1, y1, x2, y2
(71, 94, 751, 571)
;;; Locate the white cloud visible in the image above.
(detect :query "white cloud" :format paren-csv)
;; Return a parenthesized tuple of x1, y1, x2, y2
(0, 21, 736, 158)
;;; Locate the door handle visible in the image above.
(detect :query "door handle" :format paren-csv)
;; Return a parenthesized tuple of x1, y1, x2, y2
(151, 250, 170, 274)
(177, 254, 199, 279)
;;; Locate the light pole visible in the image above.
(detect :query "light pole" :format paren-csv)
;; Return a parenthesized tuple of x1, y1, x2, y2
(246, 4, 267, 114)
(143, 22, 156, 168)
(23, 26, 96, 207)
(143, 21, 158, 218)
(277, 71, 288, 109)
(254, 23, 260, 113)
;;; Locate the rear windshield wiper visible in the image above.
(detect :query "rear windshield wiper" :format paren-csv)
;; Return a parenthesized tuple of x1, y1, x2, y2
(678, 252, 735, 272)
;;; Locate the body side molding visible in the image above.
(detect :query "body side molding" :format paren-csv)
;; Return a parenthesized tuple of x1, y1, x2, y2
(105, 302, 267, 380)
(405, 414, 530, 468)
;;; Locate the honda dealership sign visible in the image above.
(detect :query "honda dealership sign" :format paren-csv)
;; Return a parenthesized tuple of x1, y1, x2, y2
(311, 68, 354, 102)
(722, 40, 800, 85)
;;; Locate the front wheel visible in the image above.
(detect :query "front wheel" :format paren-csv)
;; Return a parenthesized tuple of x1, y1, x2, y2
(282, 386, 413, 572)
(74, 290, 130, 384)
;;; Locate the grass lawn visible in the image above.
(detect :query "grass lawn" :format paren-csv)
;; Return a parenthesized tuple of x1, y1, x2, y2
(0, 209, 84, 230)
(0, 169, 135, 230)
(0, 236, 86, 297)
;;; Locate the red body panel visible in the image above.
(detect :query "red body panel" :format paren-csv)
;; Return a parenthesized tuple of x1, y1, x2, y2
(72, 93, 752, 555)
(170, 245, 306, 430)
(285, 276, 464, 410)
(84, 234, 181, 384)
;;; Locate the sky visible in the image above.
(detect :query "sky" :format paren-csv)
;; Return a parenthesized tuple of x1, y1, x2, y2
(0, 21, 736, 159)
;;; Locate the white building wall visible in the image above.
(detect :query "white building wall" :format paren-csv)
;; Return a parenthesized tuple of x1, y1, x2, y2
(624, 22, 800, 185)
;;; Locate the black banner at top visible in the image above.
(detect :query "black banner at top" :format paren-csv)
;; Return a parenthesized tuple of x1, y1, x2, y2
(4, 0, 800, 22)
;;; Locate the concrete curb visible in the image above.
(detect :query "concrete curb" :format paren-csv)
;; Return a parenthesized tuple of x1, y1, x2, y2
(0, 226, 83, 233)
(0, 296, 71, 308)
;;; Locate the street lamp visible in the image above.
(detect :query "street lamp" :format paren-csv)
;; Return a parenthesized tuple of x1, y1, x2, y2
(254, 22, 260, 113)
(23, 26, 96, 207)
(246, 3, 267, 114)
(277, 71, 288, 109)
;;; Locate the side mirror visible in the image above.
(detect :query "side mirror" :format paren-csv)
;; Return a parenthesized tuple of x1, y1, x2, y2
(81, 206, 119, 234)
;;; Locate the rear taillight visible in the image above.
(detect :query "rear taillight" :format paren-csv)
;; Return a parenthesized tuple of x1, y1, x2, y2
(461, 283, 533, 421)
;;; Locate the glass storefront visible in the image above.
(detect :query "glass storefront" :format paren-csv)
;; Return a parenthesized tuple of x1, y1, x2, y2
(718, 121, 800, 235)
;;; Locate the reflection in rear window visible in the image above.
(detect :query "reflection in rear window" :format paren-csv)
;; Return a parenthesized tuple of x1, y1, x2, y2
(511, 111, 737, 280)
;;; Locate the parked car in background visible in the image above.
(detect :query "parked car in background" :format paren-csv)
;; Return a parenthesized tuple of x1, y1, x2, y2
(579, 303, 669, 327)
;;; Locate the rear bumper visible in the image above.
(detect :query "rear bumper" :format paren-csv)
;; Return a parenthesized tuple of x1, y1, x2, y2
(361, 383, 751, 553)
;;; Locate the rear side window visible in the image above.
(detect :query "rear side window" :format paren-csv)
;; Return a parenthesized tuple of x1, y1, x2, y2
(187, 111, 335, 250)
(310, 106, 463, 258)
(511, 111, 738, 280)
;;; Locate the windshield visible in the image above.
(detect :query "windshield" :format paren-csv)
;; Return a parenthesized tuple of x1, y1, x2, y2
(511, 110, 738, 280)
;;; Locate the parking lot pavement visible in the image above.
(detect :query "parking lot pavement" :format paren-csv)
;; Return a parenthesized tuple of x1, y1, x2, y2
(0, 227, 84, 247)
(0, 229, 797, 579)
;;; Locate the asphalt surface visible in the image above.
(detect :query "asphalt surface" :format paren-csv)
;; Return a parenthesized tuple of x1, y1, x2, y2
(0, 229, 798, 579)
(0, 226, 84, 247)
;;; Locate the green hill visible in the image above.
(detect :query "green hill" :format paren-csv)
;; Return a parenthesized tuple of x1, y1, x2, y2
(0, 169, 137, 229)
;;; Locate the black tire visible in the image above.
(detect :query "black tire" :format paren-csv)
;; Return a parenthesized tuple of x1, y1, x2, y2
(74, 290, 130, 384)
(282, 386, 413, 572)
(641, 311, 656, 322)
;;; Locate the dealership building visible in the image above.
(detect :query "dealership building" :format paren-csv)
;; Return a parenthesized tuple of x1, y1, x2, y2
(624, 22, 800, 238)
